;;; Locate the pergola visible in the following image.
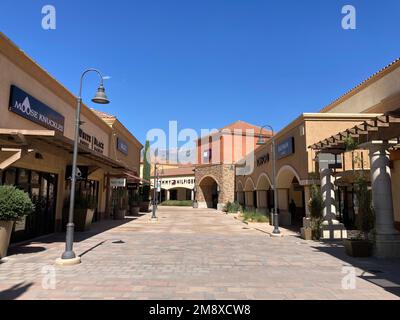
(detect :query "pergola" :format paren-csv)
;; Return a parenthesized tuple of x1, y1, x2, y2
(308, 110, 400, 258)
(309, 111, 400, 153)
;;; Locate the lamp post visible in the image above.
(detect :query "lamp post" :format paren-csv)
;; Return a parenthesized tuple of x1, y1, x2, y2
(257, 125, 280, 235)
(151, 162, 159, 220)
(56, 69, 109, 265)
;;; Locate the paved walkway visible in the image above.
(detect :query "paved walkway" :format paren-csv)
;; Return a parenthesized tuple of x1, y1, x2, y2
(0, 207, 399, 300)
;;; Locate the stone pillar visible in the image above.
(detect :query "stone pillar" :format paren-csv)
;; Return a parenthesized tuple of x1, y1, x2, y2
(320, 168, 346, 239)
(166, 190, 170, 201)
(369, 143, 400, 257)
(191, 189, 194, 201)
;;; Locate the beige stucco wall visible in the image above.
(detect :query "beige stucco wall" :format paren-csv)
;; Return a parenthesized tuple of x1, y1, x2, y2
(322, 65, 400, 114)
(0, 54, 111, 156)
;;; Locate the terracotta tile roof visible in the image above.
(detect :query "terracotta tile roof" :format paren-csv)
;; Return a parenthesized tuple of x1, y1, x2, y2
(320, 58, 400, 113)
(91, 109, 116, 119)
(159, 166, 195, 177)
(220, 120, 272, 135)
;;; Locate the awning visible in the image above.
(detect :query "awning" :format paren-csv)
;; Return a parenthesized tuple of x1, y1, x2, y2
(309, 111, 400, 153)
(0, 129, 129, 171)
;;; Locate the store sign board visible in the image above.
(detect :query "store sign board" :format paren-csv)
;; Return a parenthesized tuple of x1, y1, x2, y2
(277, 137, 295, 159)
(79, 128, 105, 154)
(117, 137, 129, 155)
(9, 85, 65, 133)
(110, 178, 126, 187)
(158, 176, 195, 189)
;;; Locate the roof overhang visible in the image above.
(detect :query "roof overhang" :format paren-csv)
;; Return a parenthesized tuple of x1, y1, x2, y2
(0, 129, 128, 171)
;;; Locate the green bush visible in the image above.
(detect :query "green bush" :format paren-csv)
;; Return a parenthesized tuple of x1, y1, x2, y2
(243, 210, 269, 223)
(160, 200, 193, 206)
(308, 184, 323, 240)
(0, 185, 35, 221)
(223, 201, 242, 213)
(354, 175, 374, 239)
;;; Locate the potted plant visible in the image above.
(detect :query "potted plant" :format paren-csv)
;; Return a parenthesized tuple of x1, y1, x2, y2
(62, 195, 96, 232)
(192, 200, 198, 208)
(304, 184, 323, 240)
(0, 186, 34, 258)
(129, 192, 140, 216)
(115, 188, 128, 220)
(344, 175, 374, 257)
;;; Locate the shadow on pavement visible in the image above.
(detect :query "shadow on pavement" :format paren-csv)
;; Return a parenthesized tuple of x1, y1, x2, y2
(7, 216, 141, 257)
(312, 241, 400, 298)
(0, 282, 33, 300)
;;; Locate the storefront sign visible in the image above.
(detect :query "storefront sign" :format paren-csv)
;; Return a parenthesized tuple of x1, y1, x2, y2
(110, 178, 126, 187)
(277, 137, 295, 159)
(79, 128, 105, 154)
(9, 85, 65, 133)
(117, 137, 129, 155)
(65, 165, 89, 180)
(257, 153, 269, 167)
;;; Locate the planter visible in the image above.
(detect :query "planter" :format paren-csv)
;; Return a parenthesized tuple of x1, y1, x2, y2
(301, 227, 313, 240)
(114, 209, 127, 220)
(130, 206, 140, 216)
(62, 208, 94, 232)
(73, 209, 94, 232)
(139, 201, 150, 212)
(344, 239, 373, 257)
(192, 201, 198, 208)
(0, 221, 14, 258)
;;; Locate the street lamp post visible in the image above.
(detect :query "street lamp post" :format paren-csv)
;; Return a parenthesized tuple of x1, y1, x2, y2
(151, 162, 158, 220)
(257, 125, 280, 235)
(56, 69, 109, 265)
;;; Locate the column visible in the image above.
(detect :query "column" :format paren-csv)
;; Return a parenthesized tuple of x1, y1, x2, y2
(320, 168, 339, 224)
(320, 167, 346, 239)
(369, 143, 400, 257)
(191, 189, 194, 201)
(166, 189, 170, 201)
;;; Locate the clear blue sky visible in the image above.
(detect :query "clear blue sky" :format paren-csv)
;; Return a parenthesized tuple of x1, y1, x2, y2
(1, 0, 400, 145)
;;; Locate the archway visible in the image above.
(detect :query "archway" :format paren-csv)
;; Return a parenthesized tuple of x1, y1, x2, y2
(276, 165, 305, 227)
(236, 180, 245, 206)
(244, 177, 256, 210)
(199, 176, 219, 209)
(256, 173, 272, 214)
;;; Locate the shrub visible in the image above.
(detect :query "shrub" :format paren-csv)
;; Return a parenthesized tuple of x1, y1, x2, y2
(308, 184, 323, 240)
(354, 175, 374, 240)
(160, 200, 193, 207)
(223, 201, 242, 213)
(243, 210, 269, 223)
(0, 185, 35, 221)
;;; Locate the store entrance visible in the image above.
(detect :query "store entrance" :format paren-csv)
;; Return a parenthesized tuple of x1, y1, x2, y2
(1, 167, 58, 243)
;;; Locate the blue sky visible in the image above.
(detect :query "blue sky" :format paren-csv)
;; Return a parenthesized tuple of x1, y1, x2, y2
(1, 0, 400, 145)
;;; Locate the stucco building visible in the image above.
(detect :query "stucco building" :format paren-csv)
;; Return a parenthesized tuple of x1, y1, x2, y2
(0, 32, 142, 243)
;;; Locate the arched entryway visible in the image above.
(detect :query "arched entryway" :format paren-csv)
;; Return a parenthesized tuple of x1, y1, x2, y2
(236, 180, 245, 206)
(256, 173, 273, 214)
(244, 177, 256, 210)
(199, 176, 219, 209)
(276, 165, 305, 227)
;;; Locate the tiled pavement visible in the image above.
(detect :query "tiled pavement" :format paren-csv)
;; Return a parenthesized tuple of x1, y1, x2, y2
(0, 206, 400, 300)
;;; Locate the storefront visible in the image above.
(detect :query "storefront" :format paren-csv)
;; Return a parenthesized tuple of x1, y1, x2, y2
(235, 113, 379, 229)
(150, 166, 195, 203)
(0, 32, 140, 242)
